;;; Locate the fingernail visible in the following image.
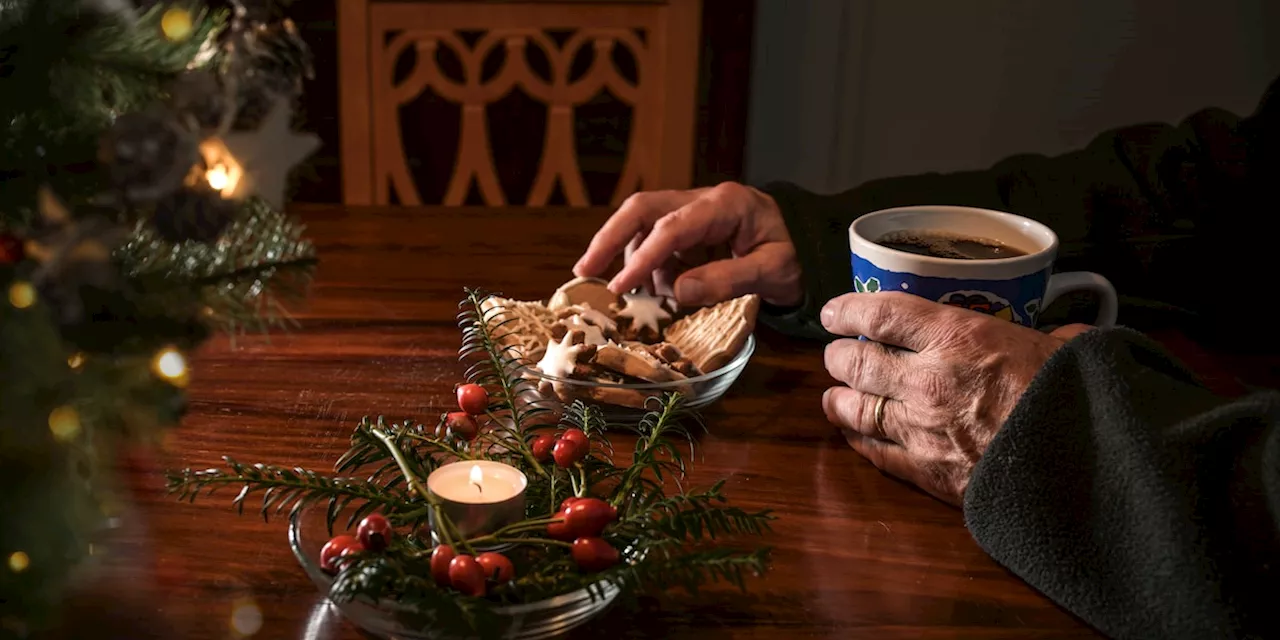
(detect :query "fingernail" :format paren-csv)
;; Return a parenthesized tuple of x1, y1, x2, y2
(821, 387, 832, 406)
(820, 302, 836, 327)
(675, 277, 705, 304)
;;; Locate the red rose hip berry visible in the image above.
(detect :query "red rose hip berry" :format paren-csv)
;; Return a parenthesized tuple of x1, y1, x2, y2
(430, 545, 456, 587)
(571, 537, 620, 572)
(559, 428, 588, 449)
(530, 433, 555, 461)
(563, 498, 618, 537)
(448, 554, 487, 596)
(476, 552, 515, 583)
(553, 437, 586, 467)
(443, 411, 479, 441)
(356, 513, 394, 551)
(319, 535, 363, 574)
(455, 383, 489, 415)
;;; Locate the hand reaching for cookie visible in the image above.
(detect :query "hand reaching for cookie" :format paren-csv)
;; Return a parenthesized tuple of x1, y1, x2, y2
(572, 183, 804, 309)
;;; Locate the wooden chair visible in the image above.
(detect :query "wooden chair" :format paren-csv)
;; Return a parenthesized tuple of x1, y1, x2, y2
(338, 0, 702, 207)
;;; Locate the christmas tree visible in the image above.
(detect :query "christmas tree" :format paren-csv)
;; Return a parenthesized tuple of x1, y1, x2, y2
(0, 0, 319, 634)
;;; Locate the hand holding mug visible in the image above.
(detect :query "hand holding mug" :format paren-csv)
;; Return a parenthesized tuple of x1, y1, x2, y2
(820, 291, 1093, 506)
(572, 183, 804, 308)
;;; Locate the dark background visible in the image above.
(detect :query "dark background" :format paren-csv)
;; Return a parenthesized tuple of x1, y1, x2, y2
(284, 0, 755, 205)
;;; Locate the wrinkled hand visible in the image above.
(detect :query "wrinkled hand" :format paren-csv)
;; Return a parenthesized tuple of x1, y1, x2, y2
(573, 183, 803, 308)
(820, 291, 1093, 507)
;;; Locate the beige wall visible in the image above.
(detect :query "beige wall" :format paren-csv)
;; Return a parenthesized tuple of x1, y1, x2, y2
(746, 0, 1280, 194)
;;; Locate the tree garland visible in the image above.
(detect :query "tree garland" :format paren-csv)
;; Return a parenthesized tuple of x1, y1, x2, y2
(167, 289, 775, 637)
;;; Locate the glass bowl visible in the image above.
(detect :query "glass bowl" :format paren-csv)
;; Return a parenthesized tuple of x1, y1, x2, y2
(524, 335, 756, 418)
(288, 504, 622, 639)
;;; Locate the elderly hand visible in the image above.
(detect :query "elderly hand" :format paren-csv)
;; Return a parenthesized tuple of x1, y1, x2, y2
(572, 183, 803, 308)
(820, 291, 1093, 507)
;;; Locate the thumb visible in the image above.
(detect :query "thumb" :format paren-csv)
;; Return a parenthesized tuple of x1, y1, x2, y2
(673, 253, 767, 307)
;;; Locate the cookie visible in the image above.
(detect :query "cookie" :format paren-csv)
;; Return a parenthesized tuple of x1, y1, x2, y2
(591, 342, 688, 384)
(549, 303, 621, 345)
(664, 294, 760, 373)
(547, 276, 618, 313)
(640, 341, 701, 378)
(610, 289, 673, 343)
(481, 296, 556, 363)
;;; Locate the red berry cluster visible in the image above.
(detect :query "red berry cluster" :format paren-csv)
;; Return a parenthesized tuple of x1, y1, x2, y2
(547, 496, 621, 572)
(530, 427, 589, 468)
(429, 546, 515, 597)
(319, 513, 396, 574)
(439, 383, 490, 442)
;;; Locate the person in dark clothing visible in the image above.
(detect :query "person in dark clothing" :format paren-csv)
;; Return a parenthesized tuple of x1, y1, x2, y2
(572, 76, 1280, 640)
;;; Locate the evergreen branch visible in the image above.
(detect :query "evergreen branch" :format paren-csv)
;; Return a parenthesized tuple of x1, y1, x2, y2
(165, 456, 417, 532)
(329, 553, 503, 638)
(456, 288, 550, 475)
(118, 199, 317, 337)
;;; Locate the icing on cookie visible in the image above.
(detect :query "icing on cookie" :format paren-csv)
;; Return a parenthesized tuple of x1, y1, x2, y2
(536, 332, 588, 379)
(575, 303, 617, 332)
(616, 290, 672, 334)
(564, 314, 607, 345)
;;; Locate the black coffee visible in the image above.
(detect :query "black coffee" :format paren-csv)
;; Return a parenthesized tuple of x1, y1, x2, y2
(874, 230, 1027, 260)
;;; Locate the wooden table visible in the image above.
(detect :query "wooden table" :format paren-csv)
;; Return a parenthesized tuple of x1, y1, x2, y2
(93, 205, 1263, 639)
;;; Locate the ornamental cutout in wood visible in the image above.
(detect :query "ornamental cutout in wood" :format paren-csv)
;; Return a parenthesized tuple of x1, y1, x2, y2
(339, 1, 701, 208)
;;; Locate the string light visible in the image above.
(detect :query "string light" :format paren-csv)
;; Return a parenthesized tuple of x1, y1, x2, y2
(7, 281, 35, 309)
(48, 406, 81, 443)
(198, 140, 245, 198)
(7, 552, 28, 573)
(151, 346, 189, 388)
(160, 7, 194, 42)
(67, 352, 86, 370)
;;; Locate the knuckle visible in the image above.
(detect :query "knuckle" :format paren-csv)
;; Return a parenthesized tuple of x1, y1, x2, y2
(619, 191, 656, 211)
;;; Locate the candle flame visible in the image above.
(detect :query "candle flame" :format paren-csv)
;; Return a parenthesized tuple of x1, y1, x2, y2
(469, 464, 483, 493)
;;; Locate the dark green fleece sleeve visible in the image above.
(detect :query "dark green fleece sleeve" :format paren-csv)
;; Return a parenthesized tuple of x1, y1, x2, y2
(966, 327, 1280, 639)
(758, 76, 1280, 352)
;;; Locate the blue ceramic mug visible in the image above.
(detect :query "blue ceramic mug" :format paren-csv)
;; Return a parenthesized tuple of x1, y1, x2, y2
(848, 205, 1117, 328)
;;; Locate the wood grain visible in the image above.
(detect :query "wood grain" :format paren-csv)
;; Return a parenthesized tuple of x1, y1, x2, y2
(77, 205, 1126, 639)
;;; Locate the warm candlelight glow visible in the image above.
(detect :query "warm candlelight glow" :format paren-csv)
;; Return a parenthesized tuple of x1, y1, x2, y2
(469, 464, 484, 494)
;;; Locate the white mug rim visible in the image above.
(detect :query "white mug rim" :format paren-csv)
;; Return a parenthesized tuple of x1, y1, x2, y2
(849, 205, 1059, 279)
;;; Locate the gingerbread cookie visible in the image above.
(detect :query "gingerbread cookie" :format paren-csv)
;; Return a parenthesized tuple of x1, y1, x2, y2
(549, 303, 621, 345)
(664, 294, 760, 373)
(610, 289, 673, 343)
(547, 276, 618, 313)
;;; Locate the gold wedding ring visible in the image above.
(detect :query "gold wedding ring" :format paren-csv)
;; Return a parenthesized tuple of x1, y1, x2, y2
(873, 394, 888, 435)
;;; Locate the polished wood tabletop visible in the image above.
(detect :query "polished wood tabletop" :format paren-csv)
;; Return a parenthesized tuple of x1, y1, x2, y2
(93, 204, 1266, 639)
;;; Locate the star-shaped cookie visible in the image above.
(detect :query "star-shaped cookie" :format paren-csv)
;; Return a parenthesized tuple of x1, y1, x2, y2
(218, 98, 320, 209)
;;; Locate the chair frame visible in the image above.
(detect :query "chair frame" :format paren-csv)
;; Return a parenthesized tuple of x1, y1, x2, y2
(337, 0, 702, 206)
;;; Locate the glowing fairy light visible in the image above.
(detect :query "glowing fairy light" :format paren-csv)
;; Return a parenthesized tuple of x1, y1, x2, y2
(7, 552, 29, 573)
(48, 406, 81, 443)
(7, 281, 35, 309)
(160, 7, 194, 42)
(151, 346, 189, 387)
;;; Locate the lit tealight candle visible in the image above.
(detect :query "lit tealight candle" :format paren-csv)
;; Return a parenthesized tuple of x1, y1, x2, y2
(426, 460, 527, 542)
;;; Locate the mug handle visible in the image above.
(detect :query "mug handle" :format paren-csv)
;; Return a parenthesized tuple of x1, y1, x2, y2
(1042, 271, 1118, 327)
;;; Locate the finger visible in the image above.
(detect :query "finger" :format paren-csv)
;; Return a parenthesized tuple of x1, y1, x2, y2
(670, 243, 794, 307)
(574, 191, 699, 278)
(1049, 323, 1093, 341)
(823, 386, 907, 444)
(843, 432, 918, 483)
(821, 291, 959, 351)
(608, 196, 736, 295)
(823, 337, 912, 397)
